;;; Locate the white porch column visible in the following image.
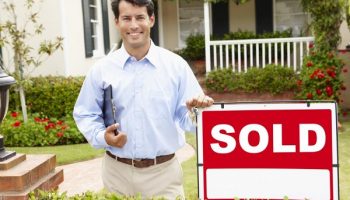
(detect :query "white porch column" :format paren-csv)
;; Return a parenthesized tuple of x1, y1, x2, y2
(204, 1, 211, 74)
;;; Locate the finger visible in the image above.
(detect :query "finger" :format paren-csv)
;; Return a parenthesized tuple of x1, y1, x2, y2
(186, 98, 196, 111)
(191, 97, 199, 107)
(202, 96, 214, 107)
(198, 94, 206, 107)
(106, 123, 119, 133)
(186, 99, 193, 110)
(207, 97, 214, 105)
(115, 133, 127, 148)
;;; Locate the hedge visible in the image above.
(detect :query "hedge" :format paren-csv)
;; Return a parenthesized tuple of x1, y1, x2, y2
(9, 76, 84, 119)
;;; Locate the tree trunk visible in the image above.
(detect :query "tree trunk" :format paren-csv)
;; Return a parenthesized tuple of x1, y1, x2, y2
(18, 85, 28, 123)
(14, 49, 28, 123)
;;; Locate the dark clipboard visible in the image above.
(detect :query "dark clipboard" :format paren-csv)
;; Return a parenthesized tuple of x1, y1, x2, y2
(103, 85, 118, 135)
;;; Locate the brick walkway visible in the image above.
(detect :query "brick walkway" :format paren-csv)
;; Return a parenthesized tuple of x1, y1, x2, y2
(58, 143, 195, 196)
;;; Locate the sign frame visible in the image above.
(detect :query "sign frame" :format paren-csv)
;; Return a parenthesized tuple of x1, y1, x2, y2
(196, 101, 339, 200)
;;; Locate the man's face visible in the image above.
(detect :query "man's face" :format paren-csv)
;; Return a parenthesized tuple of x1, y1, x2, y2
(115, 1, 154, 50)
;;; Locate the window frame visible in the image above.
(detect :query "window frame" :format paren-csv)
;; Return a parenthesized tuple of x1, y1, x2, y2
(82, 0, 110, 58)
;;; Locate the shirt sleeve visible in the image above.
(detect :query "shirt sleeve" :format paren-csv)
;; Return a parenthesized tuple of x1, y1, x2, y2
(73, 65, 109, 149)
(175, 58, 204, 133)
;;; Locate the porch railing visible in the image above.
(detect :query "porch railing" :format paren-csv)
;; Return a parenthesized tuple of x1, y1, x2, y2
(206, 36, 314, 73)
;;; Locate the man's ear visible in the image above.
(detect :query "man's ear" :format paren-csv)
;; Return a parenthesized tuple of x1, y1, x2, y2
(150, 14, 155, 27)
(114, 18, 119, 27)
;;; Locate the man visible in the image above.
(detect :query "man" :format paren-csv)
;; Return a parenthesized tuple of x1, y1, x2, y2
(73, 0, 213, 198)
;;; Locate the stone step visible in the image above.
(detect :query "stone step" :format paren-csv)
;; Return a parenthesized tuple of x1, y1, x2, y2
(0, 154, 56, 192)
(0, 168, 63, 200)
(0, 154, 26, 171)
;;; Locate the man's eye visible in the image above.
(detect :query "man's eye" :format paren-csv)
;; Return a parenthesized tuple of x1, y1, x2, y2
(136, 16, 145, 20)
(122, 17, 131, 21)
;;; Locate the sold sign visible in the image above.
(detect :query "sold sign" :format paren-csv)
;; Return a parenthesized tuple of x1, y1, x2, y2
(196, 102, 339, 200)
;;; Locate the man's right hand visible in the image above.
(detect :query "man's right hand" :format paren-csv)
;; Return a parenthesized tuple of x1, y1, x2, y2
(104, 123, 127, 148)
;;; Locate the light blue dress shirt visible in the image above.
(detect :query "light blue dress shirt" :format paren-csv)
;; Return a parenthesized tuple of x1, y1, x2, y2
(73, 42, 203, 159)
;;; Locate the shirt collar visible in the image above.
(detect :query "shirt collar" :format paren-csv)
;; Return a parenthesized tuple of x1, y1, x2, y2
(119, 41, 159, 69)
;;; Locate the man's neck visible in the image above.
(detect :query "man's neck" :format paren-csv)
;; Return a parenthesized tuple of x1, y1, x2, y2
(124, 41, 151, 61)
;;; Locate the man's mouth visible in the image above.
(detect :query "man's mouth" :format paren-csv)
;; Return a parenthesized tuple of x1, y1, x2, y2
(128, 32, 142, 36)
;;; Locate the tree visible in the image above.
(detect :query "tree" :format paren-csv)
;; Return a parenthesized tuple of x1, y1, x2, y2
(0, 0, 63, 122)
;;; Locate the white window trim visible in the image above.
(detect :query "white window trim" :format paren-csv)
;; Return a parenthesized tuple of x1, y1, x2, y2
(90, 0, 105, 58)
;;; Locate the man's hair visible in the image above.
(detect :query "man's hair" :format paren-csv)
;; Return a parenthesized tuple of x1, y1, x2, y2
(111, 0, 154, 19)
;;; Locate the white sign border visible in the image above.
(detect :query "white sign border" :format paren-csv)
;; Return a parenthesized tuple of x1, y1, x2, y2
(196, 101, 339, 200)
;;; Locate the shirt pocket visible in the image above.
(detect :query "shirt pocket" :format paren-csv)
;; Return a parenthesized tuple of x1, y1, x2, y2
(145, 90, 171, 120)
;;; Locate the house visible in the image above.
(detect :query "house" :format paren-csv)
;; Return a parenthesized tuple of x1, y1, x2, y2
(1, 0, 350, 76)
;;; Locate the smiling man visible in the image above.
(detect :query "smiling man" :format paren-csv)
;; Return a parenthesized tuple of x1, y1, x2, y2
(73, 0, 213, 199)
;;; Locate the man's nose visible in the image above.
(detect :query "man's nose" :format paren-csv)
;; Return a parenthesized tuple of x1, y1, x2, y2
(130, 18, 139, 29)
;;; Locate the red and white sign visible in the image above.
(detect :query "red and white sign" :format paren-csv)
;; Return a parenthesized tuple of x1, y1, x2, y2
(196, 102, 339, 200)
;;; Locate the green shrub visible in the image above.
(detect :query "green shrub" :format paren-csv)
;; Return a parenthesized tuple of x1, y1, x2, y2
(9, 76, 84, 119)
(295, 48, 346, 102)
(0, 111, 85, 147)
(205, 68, 239, 92)
(241, 65, 297, 94)
(205, 65, 297, 95)
(177, 34, 205, 61)
(29, 190, 170, 200)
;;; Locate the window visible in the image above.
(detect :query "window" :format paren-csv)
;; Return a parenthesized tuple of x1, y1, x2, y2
(82, 0, 110, 58)
(274, 0, 310, 36)
(178, 0, 204, 48)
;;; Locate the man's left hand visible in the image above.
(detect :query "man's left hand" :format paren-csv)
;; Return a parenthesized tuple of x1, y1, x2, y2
(186, 94, 214, 111)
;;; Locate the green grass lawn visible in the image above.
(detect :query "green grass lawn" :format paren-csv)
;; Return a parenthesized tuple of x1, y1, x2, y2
(339, 120, 350, 199)
(7, 143, 104, 165)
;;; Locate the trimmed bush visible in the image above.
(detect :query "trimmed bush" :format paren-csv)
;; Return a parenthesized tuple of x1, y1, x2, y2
(205, 65, 297, 95)
(9, 76, 84, 119)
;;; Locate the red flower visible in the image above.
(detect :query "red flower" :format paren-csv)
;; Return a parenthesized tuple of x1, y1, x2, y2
(61, 125, 68, 130)
(34, 117, 43, 122)
(317, 72, 325, 79)
(56, 120, 64, 125)
(343, 112, 348, 117)
(308, 43, 314, 49)
(12, 121, 21, 127)
(306, 61, 313, 67)
(45, 122, 56, 131)
(326, 68, 336, 78)
(310, 69, 325, 79)
(307, 93, 313, 99)
(316, 89, 322, 95)
(343, 68, 348, 73)
(11, 112, 18, 118)
(325, 86, 333, 97)
(297, 80, 302, 86)
(56, 132, 64, 138)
